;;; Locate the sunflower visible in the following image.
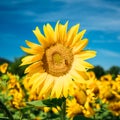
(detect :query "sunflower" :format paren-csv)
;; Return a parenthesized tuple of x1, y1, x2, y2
(86, 71, 96, 80)
(100, 74, 112, 81)
(0, 63, 8, 73)
(66, 85, 95, 119)
(109, 101, 120, 116)
(21, 21, 96, 99)
(66, 98, 83, 119)
(115, 75, 120, 82)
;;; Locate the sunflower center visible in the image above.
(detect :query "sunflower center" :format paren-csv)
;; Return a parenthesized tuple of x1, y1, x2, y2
(52, 53, 63, 65)
(43, 44, 73, 76)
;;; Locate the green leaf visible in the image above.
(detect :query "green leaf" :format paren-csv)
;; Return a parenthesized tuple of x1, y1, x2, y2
(26, 97, 66, 108)
(43, 97, 66, 107)
(26, 100, 46, 107)
(0, 117, 9, 120)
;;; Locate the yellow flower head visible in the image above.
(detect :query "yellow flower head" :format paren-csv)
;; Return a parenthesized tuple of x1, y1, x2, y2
(115, 75, 120, 82)
(86, 71, 96, 80)
(109, 101, 120, 116)
(0, 63, 8, 73)
(21, 21, 96, 99)
(66, 88, 95, 119)
(100, 74, 112, 81)
(66, 98, 83, 119)
(7, 73, 25, 109)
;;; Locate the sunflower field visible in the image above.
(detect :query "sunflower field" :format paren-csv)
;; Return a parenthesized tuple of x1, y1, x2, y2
(0, 22, 120, 120)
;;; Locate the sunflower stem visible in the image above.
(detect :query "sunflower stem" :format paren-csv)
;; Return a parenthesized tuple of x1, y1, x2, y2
(60, 99, 66, 120)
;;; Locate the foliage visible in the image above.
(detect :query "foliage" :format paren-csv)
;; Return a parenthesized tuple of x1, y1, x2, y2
(106, 66, 120, 79)
(8, 56, 27, 77)
(0, 58, 11, 65)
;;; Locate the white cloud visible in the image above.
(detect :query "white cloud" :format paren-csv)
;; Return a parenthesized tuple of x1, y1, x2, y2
(97, 49, 120, 58)
(0, 33, 16, 40)
(29, 0, 120, 31)
(92, 39, 120, 43)
(117, 36, 120, 40)
(1, 0, 120, 31)
(0, 0, 33, 5)
(52, 0, 100, 4)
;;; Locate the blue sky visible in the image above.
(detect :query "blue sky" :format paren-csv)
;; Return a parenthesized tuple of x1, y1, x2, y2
(0, 0, 120, 70)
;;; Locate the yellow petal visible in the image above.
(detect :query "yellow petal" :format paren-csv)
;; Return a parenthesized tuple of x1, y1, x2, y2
(69, 69, 86, 83)
(25, 40, 41, 48)
(65, 24, 80, 47)
(54, 21, 59, 42)
(74, 50, 96, 60)
(73, 57, 94, 71)
(28, 73, 40, 86)
(43, 24, 55, 45)
(40, 74, 54, 96)
(58, 22, 68, 44)
(27, 66, 44, 76)
(33, 26, 49, 48)
(25, 40, 44, 52)
(80, 60, 94, 69)
(20, 54, 42, 66)
(63, 74, 72, 97)
(72, 38, 88, 54)
(31, 73, 47, 93)
(51, 76, 64, 98)
(55, 77, 64, 98)
(70, 29, 86, 47)
(72, 58, 86, 71)
(77, 71, 89, 80)
(24, 61, 43, 73)
(20, 46, 44, 55)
